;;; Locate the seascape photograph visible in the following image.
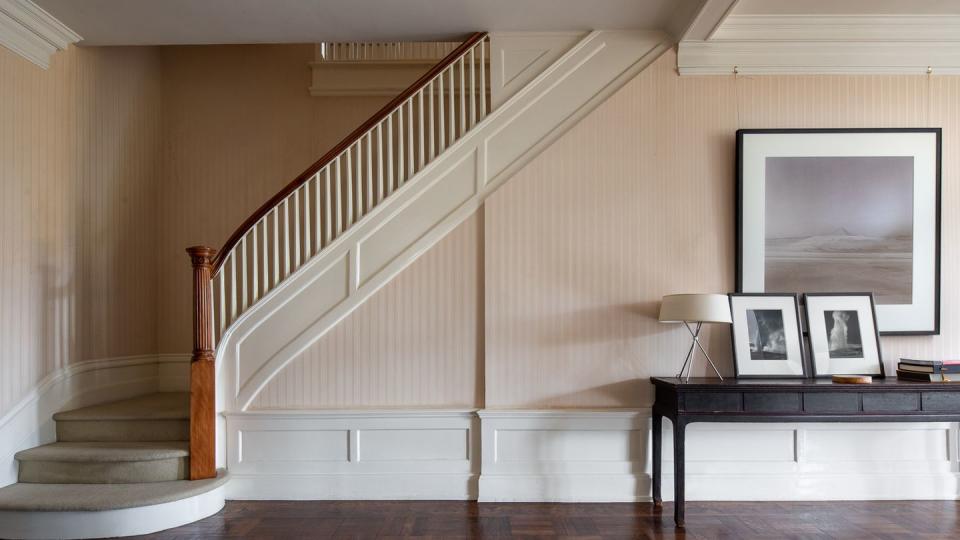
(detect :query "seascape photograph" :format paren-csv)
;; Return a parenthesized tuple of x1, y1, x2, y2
(764, 156, 914, 304)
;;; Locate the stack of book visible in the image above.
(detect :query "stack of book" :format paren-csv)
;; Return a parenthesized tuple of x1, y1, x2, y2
(897, 359, 960, 382)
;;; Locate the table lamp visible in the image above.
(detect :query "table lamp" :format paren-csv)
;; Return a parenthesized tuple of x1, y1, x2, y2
(659, 293, 731, 381)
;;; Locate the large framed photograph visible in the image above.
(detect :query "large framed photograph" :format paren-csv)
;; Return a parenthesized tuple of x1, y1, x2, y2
(736, 128, 941, 335)
(729, 293, 806, 378)
(804, 293, 884, 378)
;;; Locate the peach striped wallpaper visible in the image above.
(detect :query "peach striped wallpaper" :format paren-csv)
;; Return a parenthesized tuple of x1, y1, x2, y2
(484, 49, 960, 408)
(257, 48, 960, 409)
(252, 213, 483, 409)
(0, 45, 163, 418)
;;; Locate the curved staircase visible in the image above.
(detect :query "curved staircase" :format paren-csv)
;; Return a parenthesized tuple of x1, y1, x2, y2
(0, 393, 227, 539)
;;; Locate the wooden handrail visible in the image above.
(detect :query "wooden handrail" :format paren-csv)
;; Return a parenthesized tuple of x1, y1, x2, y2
(211, 32, 488, 272)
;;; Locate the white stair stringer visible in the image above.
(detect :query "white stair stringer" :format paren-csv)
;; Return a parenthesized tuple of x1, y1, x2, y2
(215, 30, 671, 419)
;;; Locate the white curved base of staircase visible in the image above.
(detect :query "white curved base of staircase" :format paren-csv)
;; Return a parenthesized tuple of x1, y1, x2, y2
(0, 483, 225, 540)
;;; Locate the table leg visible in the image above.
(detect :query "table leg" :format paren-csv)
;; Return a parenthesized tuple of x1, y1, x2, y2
(673, 419, 686, 527)
(652, 412, 662, 509)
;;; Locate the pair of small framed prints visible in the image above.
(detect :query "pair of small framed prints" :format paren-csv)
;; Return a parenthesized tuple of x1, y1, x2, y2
(730, 293, 883, 379)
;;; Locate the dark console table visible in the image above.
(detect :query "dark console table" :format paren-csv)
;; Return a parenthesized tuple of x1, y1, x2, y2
(650, 377, 960, 527)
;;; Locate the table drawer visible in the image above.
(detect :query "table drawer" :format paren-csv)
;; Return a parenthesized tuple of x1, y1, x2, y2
(803, 392, 860, 413)
(922, 392, 960, 411)
(862, 392, 919, 412)
(683, 392, 742, 412)
(743, 392, 801, 412)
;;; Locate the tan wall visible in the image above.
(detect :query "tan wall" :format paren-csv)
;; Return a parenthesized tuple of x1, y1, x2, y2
(255, 48, 960, 410)
(0, 45, 163, 417)
(156, 44, 397, 353)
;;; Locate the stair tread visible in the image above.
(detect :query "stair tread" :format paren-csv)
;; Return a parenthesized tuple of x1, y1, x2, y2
(15, 442, 189, 463)
(53, 392, 189, 422)
(0, 470, 227, 512)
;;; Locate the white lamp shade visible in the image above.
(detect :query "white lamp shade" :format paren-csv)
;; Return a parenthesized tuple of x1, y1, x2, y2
(659, 293, 731, 324)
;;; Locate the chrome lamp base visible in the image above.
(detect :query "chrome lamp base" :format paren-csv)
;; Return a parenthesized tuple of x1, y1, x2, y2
(676, 321, 724, 382)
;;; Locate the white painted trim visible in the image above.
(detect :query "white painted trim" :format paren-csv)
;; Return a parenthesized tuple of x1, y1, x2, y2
(676, 0, 740, 42)
(224, 409, 479, 500)
(0, 0, 80, 68)
(0, 354, 185, 487)
(678, 40, 960, 75)
(0, 482, 225, 540)
(478, 409, 960, 502)
(714, 15, 960, 42)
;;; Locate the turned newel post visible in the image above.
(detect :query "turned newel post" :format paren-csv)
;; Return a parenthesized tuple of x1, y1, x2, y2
(187, 246, 217, 480)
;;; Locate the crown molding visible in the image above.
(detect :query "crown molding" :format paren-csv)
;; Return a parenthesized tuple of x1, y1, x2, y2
(0, 0, 80, 69)
(713, 14, 960, 42)
(678, 41, 960, 75)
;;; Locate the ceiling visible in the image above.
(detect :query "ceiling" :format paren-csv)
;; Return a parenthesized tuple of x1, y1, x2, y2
(34, 0, 687, 46)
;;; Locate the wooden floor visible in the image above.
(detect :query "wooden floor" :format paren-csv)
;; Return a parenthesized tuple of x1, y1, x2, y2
(131, 500, 960, 539)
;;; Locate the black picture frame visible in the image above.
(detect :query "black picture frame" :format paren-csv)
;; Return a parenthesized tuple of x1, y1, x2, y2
(729, 293, 807, 379)
(803, 292, 885, 379)
(735, 127, 941, 336)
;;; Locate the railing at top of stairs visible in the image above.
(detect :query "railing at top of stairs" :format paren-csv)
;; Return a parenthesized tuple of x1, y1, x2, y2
(184, 32, 489, 480)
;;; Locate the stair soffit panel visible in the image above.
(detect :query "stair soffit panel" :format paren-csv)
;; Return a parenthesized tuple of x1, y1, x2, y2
(217, 30, 672, 412)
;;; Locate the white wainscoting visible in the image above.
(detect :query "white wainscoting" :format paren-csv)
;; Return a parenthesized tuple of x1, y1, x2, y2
(224, 410, 479, 500)
(478, 410, 960, 502)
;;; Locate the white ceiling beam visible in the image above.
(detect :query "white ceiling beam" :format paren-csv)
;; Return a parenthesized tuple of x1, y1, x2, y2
(0, 0, 80, 68)
(678, 41, 960, 75)
(671, 0, 740, 42)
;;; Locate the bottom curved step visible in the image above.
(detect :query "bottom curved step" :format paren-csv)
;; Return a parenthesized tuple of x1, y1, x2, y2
(0, 470, 228, 539)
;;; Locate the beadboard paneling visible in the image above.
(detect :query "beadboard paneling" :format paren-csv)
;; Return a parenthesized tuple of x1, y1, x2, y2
(251, 213, 482, 409)
(484, 49, 960, 408)
(0, 45, 162, 418)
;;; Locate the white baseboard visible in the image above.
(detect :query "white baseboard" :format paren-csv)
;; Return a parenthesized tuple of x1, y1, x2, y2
(0, 354, 190, 487)
(224, 409, 479, 500)
(478, 409, 960, 502)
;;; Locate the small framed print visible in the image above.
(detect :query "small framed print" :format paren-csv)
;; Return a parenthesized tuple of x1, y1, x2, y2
(729, 293, 806, 378)
(804, 293, 884, 378)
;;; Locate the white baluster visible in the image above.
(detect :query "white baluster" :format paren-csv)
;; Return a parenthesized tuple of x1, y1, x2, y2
(293, 189, 301, 269)
(335, 158, 343, 235)
(386, 115, 394, 195)
(272, 207, 280, 286)
(229, 251, 238, 321)
(218, 270, 226, 336)
(469, 48, 476, 128)
(262, 214, 269, 295)
(459, 57, 466, 137)
(242, 236, 249, 310)
(377, 124, 385, 201)
(345, 148, 353, 225)
(252, 222, 259, 303)
(283, 198, 290, 278)
(355, 142, 364, 218)
(407, 99, 415, 179)
(448, 64, 455, 145)
(304, 180, 312, 258)
(427, 82, 435, 161)
(314, 172, 322, 252)
(438, 75, 445, 152)
(365, 133, 373, 212)
(411, 88, 426, 169)
(480, 40, 487, 116)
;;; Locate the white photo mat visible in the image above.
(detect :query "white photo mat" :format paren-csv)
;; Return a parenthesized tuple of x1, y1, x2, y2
(805, 295, 882, 376)
(730, 295, 805, 377)
(738, 130, 939, 334)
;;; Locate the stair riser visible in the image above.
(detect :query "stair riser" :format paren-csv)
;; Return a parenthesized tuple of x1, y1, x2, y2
(19, 457, 189, 484)
(56, 420, 189, 442)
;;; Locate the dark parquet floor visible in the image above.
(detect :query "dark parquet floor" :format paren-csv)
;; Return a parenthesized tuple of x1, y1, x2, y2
(130, 500, 960, 539)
